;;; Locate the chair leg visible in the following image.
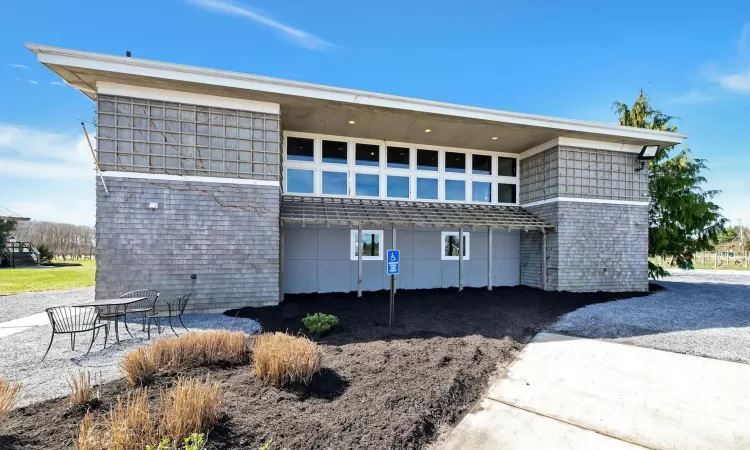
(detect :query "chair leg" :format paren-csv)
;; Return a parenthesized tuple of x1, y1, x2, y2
(70, 333, 76, 351)
(104, 323, 109, 349)
(179, 315, 189, 332)
(168, 316, 178, 337)
(86, 328, 98, 356)
(147, 317, 152, 339)
(42, 333, 55, 361)
(123, 313, 133, 338)
(114, 317, 120, 342)
(142, 313, 147, 332)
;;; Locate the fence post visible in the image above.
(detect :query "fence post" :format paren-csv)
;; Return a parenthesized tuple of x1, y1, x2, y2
(715, 251, 718, 268)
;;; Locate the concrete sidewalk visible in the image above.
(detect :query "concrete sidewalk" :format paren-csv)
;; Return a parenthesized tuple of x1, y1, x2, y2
(438, 333, 750, 450)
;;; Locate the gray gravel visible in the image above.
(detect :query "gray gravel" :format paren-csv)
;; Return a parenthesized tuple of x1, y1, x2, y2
(0, 287, 94, 323)
(0, 288, 262, 408)
(551, 270, 750, 364)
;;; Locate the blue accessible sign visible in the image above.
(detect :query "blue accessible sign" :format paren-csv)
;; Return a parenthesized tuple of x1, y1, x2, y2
(386, 249, 400, 275)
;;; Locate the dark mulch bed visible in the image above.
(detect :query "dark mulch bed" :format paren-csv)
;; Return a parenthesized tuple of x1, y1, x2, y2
(2, 286, 650, 450)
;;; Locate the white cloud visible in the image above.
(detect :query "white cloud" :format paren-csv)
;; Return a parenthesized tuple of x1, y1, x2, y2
(3, 198, 95, 226)
(0, 124, 94, 179)
(671, 88, 716, 104)
(27, 80, 39, 85)
(14, 78, 39, 85)
(9, 63, 30, 70)
(185, 0, 334, 51)
(49, 81, 67, 86)
(715, 70, 750, 93)
(705, 22, 750, 94)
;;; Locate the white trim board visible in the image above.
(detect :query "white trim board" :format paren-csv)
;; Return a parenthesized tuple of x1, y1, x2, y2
(27, 43, 686, 146)
(521, 197, 649, 208)
(101, 171, 281, 186)
(519, 137, 646, 160)
(97, 82, 280, 114)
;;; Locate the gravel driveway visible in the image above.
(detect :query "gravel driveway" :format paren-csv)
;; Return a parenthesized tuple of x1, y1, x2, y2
(0, 287, 94, 323)
(551, 270, 750, 364)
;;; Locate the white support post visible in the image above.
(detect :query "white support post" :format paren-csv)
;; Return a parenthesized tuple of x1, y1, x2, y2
(392, 225, 397, 294)
(357, 224, 363, 297)
(488, 228, 493, 291)
(541, 229, 548, 291)
(279, 221, 285, 303)
(459, 227, 464, 291)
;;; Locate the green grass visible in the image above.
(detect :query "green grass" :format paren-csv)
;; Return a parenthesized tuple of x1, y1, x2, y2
(650, 257, 750, 272)
(0, 260, 96, 295)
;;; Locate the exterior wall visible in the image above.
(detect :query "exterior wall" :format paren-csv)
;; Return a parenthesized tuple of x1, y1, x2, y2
(520, 203, 558, 289)
(283, 225, 520, 294)
(95, 176, 280, 313)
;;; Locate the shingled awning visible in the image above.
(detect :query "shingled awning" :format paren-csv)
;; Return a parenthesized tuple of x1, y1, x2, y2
(280, 196, 550, 230)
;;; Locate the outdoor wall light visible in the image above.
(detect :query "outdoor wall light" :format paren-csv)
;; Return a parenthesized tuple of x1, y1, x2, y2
(491, 136, 498, 140)
(424, 129, 432, 133)
(348, 120, 356, 124)
(635, 145, 659, 171)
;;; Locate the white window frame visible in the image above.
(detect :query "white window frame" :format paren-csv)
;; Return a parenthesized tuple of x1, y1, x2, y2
(350, 229, 384, 261)
(283, 131, 520, 205)
(441, 231, 470, 260)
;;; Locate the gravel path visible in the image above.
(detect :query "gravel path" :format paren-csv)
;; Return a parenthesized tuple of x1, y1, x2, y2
(551, 270, 750, 364)
(0, 287, 94, 323)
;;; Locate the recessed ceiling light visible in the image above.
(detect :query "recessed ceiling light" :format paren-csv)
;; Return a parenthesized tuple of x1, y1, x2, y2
(348, 120, 356, 124)
(425, 129, 432, 133)
(492, 136, 498, 140)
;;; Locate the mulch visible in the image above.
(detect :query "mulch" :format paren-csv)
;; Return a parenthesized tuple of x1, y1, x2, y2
(2, 285, 652, 449)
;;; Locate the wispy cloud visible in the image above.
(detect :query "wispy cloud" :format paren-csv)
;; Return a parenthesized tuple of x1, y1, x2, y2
(27, 80, 39, 85)
(185, 0, 334, 51)
(50, 81, 67, 86)
(705, 22, 750, 94)
(9, 63, 30, 70)
(15, 78, 39, 85)
(671, 88, 716, 104)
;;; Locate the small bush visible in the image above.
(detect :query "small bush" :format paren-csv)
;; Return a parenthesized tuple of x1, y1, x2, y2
(160, 377, 223, 444)
(147, 433, 206, 450)
(0, 378, 21, 416)
(36, 244, 54, 264)
(120, 348, 157, 386)
(254, 332, 322, 387)
(302, 313, 339, 335)
(68, 370, 100, 407)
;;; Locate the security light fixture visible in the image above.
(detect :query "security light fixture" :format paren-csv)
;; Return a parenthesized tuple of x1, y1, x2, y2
(424, 129, 431, 133)
(348, 120, 356, 124)
(635, 145, 659, 171)
(491, 136, 498, 140)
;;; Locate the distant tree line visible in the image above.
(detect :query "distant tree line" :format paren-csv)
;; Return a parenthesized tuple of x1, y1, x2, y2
(15, 221, 95, 260)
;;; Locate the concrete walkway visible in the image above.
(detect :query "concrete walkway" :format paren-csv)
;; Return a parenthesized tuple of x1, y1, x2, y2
(438, 333, 750, 450)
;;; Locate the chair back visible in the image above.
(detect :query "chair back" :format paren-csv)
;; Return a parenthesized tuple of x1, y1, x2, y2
(171, 293, 191, 315)
(46, 306, 99, 333)
(120, 289, 160, 310)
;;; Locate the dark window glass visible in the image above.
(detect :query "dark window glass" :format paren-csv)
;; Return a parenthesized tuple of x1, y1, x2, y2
(287, 137, 314, 162)
(472, 154, 491, 175)
(322, 140, 347, 164)
(498, 183, 517, 203)
(498, 157, 517, 177)
(287, 169, 313, 193)
(445, 180, 465, 201)
(387, 176, 409, 198)
(355, 173, 379, 196)
(444, 234, 468, 257)
(417, 149, 438, 171)
(322, 171, 347, 195)
(445, 152, 466, 173)
(472, 181, 491, 202)
(416, 178, 438, 199)
(387, 146, 410, 169)
(355, 143, 380, 166)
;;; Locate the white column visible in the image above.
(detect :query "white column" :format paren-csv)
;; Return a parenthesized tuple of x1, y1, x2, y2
(541, 229, 548, 291)
(458, 227, 464, 291)
(357, 224, 363, 297)
(488, 228, 493, 291)
(279, 221, 285, 303)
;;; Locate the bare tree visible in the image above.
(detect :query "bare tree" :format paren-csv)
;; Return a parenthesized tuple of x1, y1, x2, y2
(15, 221, 95, 260)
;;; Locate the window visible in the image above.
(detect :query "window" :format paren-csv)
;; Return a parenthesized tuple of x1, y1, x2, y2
(355, 173, 379, 197)
(498, 157, 517, 177)
(445, 179, 465, 201)
(445, 151, 466, 173)
(497, 183, 517, 203)
(355, 143, 379, 166)
(287, 168, 314, 193)
(417, 178, 438, 199)
(322, 171, 348, 195)
(417, 149, 438, 171)
(441, 231, 470, 260)
(322, 140, 347, 164)
(387, 146, 410, 169)
(350, 230, 383, 260)
(287, 137, 314, 161)
(472, 154, 491, 175)
(387, 175, 409, 198)
(472, 181, 491, 202)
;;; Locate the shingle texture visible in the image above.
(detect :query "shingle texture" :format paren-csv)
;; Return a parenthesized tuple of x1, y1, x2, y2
(95, 177, 281, 312)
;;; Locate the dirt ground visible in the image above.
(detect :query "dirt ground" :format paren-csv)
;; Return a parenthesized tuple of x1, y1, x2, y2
(2, 286, 650, 449)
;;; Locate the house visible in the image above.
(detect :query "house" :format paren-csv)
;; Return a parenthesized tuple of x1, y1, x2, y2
(28, 44, 686, 313)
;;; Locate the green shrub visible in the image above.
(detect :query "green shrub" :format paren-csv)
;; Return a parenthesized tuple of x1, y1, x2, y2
(36, 244, 54, 263)
(146, 433, 206, 450)
(302, 313, 338, 335)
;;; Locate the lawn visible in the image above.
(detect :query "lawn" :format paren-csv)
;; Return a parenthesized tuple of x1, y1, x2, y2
(0, 260, 95, 295)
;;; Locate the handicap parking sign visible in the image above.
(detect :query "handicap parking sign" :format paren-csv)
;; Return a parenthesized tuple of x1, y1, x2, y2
(386, 249, 400, 275)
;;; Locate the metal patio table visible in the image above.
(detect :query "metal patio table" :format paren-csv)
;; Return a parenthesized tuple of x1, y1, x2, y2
(74, 297, 146, 343)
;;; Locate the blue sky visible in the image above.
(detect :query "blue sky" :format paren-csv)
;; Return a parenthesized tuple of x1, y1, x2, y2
(1, 0, 748, 227)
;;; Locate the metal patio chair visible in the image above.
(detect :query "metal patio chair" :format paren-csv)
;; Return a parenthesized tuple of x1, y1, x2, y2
(120, 289, 160, 332)
(147, 293, 191, 338)
(96, 304, 129, 342)
(43, 306, 108, 361)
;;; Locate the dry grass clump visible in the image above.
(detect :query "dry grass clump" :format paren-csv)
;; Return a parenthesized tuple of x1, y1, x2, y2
(68, 370, 100, 407)
(0, 378, 21, 416)
(120, 348, 157, 386)
(254, 332, 322, 387)
(76, 378, 222, 450)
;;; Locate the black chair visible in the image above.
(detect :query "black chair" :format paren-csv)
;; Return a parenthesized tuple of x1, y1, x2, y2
(120, 289, 160, 332)
(96, 305, 128, 342)
(147, 293, 191, 338)
(43, 306, 108, 361)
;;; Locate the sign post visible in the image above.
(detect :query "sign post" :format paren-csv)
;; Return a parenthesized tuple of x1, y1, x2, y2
(386, 249, 400, 327)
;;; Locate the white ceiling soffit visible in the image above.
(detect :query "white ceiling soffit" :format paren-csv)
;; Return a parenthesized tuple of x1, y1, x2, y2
(26, 43, 687, 151)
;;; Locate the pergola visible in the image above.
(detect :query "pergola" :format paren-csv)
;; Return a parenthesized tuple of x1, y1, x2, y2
(280, 196, 552, 297)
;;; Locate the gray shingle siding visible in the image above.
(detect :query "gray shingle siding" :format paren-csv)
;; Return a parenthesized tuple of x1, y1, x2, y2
(95, 177, 281, 313)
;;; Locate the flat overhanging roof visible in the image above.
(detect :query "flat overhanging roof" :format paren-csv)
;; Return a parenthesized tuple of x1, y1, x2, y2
(27, 43, 687, 154)
(280, 196, 551, 230)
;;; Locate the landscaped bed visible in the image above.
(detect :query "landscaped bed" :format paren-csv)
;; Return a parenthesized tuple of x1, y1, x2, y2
(1, 286, 651, 449)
